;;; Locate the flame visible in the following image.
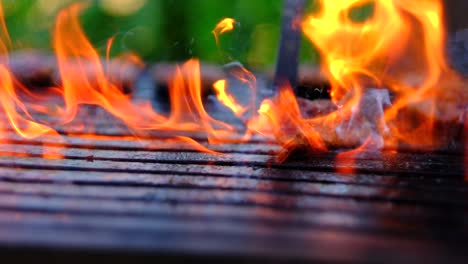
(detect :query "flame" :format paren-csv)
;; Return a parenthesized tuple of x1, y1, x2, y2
(249, 83, 327, 156)
(212, 18, 236, 46)
(244, 0, 466, 161)
(299, 0, 466, 151)
(51, 3, 231, 152)
(0, 0, 463, 166)
(221, 62, 258, 135)
(213, 79, 246, 116)
(156, 59, 234, 144)
(53, 3, 165, 128)
(0, 3, 55, 139)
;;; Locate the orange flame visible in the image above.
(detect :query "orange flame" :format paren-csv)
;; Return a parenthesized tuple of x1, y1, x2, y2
(53, 3, 165, 128)
(0, 3, 55, 139)
(299, 0, 466, 151)
(213, 79, 246, 116)
(222, 63, 258, 125)
(0, 0, 463, 165)
(244, 0, 466, 161)
(156, 59, 234, 144)
(249, 83, 326, 155)
(51, 3, 227, 152)
(53, 4, 236, 152)
(212, 18, 236, 46)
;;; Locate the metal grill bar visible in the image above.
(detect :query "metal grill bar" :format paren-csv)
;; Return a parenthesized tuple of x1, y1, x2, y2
(0, 106, 465, 263)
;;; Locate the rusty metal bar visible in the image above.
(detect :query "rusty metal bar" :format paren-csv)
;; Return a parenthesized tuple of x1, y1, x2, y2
(274, 0, 305, 92)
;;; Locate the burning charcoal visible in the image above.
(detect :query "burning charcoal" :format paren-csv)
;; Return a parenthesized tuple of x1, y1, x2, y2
(335, 88, 392, 149)
(279, 79, 466, 158)
(276, 132, 325, 163)
(297, 98, 337, 118)
(308, 88, 391, 150)
(275, 96, 334, 162)
(387, 85, 468, 152)
(275, 89, 391, 162)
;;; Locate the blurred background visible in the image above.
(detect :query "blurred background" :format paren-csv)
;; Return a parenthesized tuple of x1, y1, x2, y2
(2, 0, 325, 70)
(1, 0, 461, 71)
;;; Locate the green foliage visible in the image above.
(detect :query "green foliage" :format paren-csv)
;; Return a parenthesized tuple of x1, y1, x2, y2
(3, 0, 321, 68)
(348, 1, 375, 23)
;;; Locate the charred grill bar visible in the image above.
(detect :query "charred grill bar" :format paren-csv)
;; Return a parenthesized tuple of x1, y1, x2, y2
(0, 98, 466, 264)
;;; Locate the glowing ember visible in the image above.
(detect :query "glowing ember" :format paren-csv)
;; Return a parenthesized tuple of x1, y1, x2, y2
(248, 83, 327, 158)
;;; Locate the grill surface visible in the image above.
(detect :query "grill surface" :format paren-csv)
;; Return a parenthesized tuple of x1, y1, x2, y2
(0, 97, 466, 264)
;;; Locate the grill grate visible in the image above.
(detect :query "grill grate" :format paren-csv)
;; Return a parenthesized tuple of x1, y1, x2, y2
(0, 107, 466, 264)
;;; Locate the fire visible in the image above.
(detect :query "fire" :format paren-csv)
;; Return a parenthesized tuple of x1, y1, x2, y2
(245, 0, 465, 162)
(0, 0, 464, 165)
(298, 0, 466, 151)
(51, 3, 233, 151)
(213, 18, 236, 34)
(53, 3, 165, 128)
(248, 83, 327, 160)
(213, 79, 246, 116)
(52, 4, 236, 150)
(212, 18, 236, 46)
(156, 59, 234, 144)
(0, 2, 232, 153)
(0, 3, 55, 139)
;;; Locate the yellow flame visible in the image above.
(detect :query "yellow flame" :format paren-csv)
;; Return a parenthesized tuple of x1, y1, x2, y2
(0, 2, 55, 139)
(299, 0, 465, 151)
(212, 18, 236, 46)
(213, 79, 246, 116)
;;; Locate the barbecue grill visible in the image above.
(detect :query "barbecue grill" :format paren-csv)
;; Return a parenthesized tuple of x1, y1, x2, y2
(0, 77, 465, 264)
(0, 0, 467, 263)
